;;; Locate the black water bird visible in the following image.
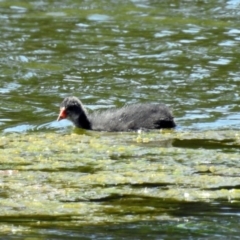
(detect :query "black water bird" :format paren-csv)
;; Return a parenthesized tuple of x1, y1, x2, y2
(57, 96, 176, 132)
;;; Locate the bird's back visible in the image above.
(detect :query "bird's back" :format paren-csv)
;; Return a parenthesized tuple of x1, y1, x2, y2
(89, 103, 175, 131)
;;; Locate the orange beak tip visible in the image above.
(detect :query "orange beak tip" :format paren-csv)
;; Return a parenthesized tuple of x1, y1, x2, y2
(57, 115, 63, 121)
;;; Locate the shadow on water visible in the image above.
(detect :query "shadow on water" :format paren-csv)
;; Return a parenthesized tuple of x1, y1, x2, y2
(173, 138, 240, 152)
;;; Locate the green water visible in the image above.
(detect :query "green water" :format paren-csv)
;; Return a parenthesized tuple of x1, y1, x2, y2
(0, 0, 240, 239)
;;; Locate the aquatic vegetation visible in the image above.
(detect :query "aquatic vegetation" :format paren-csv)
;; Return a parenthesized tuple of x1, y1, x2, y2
(0, 130, 240, 231)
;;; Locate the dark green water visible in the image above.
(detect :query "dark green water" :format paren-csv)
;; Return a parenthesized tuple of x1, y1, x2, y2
(0, 0, 240, 239)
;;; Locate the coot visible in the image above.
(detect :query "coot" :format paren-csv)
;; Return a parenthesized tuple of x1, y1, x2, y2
(57, 96, 176, 132)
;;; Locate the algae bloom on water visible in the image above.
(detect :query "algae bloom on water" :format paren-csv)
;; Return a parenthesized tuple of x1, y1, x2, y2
(0, 130, 240, 236)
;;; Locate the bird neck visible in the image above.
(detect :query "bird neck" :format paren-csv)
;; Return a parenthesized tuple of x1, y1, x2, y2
(76, 111, 91, 130)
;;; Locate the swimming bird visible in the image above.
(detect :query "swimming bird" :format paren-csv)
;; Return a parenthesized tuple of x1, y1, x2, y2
(57, 96, 176, 132)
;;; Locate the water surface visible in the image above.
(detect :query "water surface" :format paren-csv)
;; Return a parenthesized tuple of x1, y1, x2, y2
(0, 0, 240, 239)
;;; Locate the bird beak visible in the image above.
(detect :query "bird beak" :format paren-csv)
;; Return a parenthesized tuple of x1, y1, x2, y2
(57, 107, 67, 121)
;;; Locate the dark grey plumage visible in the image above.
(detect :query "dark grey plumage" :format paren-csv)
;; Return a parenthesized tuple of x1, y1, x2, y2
(57, 96, 176, 132)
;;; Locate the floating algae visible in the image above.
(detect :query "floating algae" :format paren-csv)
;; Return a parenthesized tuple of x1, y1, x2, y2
(0, 130, 240, 233)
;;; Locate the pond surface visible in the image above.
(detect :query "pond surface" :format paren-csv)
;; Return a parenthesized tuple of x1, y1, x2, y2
(1, 0, 240, 239)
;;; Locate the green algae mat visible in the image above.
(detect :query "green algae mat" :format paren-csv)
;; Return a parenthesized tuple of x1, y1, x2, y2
(0, 130, 240, 235)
